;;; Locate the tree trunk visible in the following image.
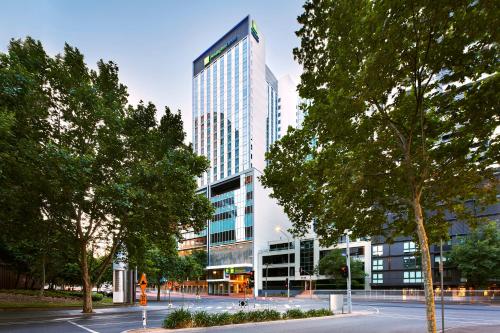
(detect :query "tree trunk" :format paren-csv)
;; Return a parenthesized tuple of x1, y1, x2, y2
(414, 194, 437, 333)
(39, 254, 45, 297)
(80, 242, 93, 313)
(15, 271, 20, 289)
(157, 281, 161, 302)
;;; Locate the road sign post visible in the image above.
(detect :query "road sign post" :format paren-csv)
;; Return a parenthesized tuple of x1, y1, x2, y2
(138, 273, 148, 328)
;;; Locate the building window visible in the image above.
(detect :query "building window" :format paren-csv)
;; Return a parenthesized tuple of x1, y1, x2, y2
(403, 256, 421, 269)
(403, 241, 417, 253)
(269, 242, 294, 251)
(263, 253, 295, 265)
(372, 273, 383, 284)
(372, 245, 383, 256)
(300, 240, 314, 275)
(434, 255, 447, 263)
(403, 271, 423, 283)
(372, 259, 383, 271)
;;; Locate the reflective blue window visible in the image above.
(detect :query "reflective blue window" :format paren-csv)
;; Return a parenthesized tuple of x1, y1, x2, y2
(234, 44, 239, 173)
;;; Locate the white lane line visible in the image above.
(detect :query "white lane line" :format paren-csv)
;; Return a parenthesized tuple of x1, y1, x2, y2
(68, 320, 100, 333)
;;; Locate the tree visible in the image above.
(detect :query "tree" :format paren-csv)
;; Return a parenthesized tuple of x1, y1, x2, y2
(318, 249, 365, 288)
(262, 1, 498, 332)
(448, 222, 500, 288)
(0, 38, 213, 313)
(137, 237, 179, 301)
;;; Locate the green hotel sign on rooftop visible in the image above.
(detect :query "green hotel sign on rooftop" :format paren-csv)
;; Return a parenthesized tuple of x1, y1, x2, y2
(203, 36, 237, 67)
(203, 20, 259, 67)
(251, 20, 259, 42)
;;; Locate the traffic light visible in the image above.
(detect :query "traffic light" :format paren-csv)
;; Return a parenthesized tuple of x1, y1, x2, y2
(340, 265, 349, 278)
(248, 270, 255, 288)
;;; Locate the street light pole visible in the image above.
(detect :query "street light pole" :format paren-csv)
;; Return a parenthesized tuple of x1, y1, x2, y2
(265, 263, 269, 299)
(440, 239, 445, 333)
(345, 232, 352, 314)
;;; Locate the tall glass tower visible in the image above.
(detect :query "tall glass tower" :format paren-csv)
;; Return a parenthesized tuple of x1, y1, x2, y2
(183, 16, 291, 296)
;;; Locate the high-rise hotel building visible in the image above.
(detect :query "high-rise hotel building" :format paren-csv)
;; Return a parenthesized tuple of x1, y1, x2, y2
(181, 16, 291, 296)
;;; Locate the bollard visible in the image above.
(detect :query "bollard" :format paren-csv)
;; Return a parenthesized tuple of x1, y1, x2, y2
(142, 309, 147, 328)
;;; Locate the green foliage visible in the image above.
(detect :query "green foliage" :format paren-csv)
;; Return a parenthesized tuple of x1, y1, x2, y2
(283, 309, 306, 319)
(0, 289, 104, 301)
(192, 311, 213, 327)
(263, 2, 498, 331)
(231, 310, 249, 324)
(0, 37, 213, 312)
(305, 309, 333, 317)
(164, 309, 330, 328)
(318, 249, 366, 288)
(163, 308, 193, 329)
(448, 222, 500, 288)
(245, 309, 282, 322)
(211, 312, 233, 326)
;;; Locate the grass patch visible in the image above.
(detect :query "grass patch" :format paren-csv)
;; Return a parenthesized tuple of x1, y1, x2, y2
(0, 290, 113, 309)
(0, 289, 105, 301)
(163, 308, 332, 329)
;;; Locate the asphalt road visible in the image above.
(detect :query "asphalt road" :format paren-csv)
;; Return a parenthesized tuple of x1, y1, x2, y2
(1, 295, 499, 333)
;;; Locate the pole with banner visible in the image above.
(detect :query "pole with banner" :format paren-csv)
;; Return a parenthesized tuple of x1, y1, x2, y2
(139, 273, 148, 328)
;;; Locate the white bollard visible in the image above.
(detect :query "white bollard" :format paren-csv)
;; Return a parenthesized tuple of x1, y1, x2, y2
(142, 309, 147, 328)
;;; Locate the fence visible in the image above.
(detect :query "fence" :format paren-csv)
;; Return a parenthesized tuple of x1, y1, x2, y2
(320, 289, 500, 304)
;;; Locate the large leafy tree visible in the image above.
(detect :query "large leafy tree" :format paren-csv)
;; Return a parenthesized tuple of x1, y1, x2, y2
(448, 222, 500, 288)
(0, 38, 212, 313)
(318, 249, 365, 288)
(135, 236, 179, 301)
(262, 1, 498, 332)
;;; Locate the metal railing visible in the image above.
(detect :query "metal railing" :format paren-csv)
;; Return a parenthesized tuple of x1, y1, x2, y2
(320, 289, 500, 304)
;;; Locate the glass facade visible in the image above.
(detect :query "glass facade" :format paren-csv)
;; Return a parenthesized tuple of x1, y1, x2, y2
(208, 172, 254, 247)
(300, 239, 314, 275)
(192, 37, 251, 185)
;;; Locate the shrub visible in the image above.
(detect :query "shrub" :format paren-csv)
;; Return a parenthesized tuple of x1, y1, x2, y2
(284, 309, 306, 319)
(163, 308, 193, 329)
(91, 293, 103, 302)
(305, 309, 333, 317)
(245, 309, 281, 322)
(231, 311, 249, 324)
(259, 309, 281, 321)
(163, 308, 331, 329)
(213, 312, 233, 326)
(193, 311, 213, 327)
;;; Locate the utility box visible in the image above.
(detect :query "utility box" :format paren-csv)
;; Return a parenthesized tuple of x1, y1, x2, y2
(329, 294, 344, 313)
(113, 253, 136, 304)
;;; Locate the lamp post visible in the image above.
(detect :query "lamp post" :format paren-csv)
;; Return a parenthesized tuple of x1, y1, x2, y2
(440, 239, 445, 333)
(345, 231, 352, 314)
(275, 226, 291, 301)
(265, 263, 269, 299)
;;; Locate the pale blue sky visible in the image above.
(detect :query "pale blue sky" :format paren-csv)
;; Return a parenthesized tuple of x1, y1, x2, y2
(0, 0, 304, 139)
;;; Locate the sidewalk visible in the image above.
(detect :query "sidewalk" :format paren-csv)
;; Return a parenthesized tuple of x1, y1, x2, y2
(0, 302, 173, 323)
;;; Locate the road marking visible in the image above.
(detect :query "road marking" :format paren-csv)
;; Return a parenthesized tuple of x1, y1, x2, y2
(68, 320, 100, 333)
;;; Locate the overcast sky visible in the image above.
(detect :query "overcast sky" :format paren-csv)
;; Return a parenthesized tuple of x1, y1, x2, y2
(0, 0, 303, 142)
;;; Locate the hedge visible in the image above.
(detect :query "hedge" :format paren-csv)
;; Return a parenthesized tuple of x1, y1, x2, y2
(163, 308, 333, 329)
(0, 289, 105, 301)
